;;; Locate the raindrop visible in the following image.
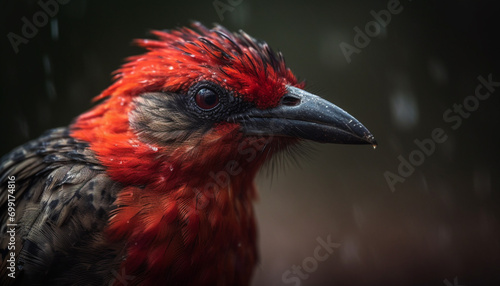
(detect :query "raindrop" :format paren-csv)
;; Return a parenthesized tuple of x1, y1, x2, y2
(42, 54, 52, 75)
(428, 58, 448, 85)
(51, 18, 59, 41)
(45, 80, 57, 100)
(318, 30, 349, 68)
(17, 115, 30, 138)
(390, 90, 419, 130)
(352, 204, 366, 230)
(388, 72, 419, 130)
(42, 55, 57, 100)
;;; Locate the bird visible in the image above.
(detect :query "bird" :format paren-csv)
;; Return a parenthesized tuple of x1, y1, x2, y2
(0, 22, 376, 286)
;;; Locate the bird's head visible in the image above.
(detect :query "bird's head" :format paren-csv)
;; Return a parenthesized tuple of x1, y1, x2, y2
(71, 23, 376, 188)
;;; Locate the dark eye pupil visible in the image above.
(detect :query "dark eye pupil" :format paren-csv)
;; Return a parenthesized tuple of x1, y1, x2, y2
(195, 88, 219, 109)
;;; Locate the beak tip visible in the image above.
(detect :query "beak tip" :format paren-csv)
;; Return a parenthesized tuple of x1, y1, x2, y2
(365, 134, 377, 148)
(358, 130, 377, 148)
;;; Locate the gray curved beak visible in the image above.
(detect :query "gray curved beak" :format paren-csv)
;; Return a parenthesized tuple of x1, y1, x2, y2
(232, 86, 377, 146)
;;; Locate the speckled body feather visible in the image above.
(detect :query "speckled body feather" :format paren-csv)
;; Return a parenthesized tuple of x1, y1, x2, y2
(0, 128, 124, 285)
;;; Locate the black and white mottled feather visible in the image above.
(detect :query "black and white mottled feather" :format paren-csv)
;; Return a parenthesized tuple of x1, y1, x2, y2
(0, 128, 124, 285)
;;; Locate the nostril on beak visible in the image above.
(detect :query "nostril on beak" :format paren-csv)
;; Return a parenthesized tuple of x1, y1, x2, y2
(281, 94, 301, 106)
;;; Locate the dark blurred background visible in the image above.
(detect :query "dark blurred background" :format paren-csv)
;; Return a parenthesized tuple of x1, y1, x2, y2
(1, 0, 500, 285)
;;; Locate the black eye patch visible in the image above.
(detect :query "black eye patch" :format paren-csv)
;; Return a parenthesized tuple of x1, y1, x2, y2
(186, 80, 252, 121)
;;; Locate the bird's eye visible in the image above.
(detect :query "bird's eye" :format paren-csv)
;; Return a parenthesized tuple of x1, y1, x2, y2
(195, 88, 219, 110)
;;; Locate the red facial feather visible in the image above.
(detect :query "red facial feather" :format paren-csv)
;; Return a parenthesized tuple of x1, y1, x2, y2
(72, 22, 303, 185)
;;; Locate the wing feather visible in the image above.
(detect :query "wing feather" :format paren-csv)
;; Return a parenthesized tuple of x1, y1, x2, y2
(0, 128, 124, 285)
